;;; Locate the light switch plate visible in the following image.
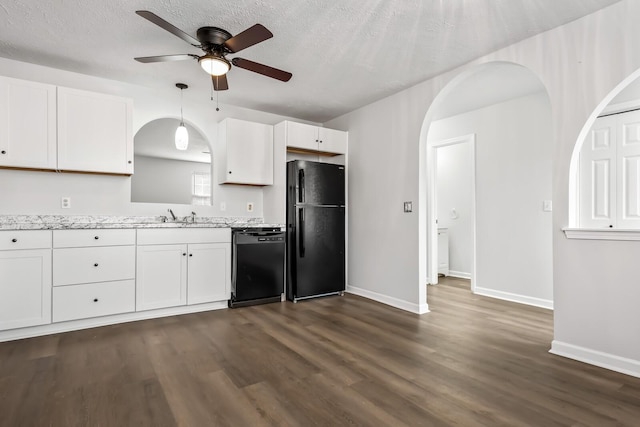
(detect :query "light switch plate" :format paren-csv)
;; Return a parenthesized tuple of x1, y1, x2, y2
(543, 200, 552, 212)
(404, 201, 412, 213)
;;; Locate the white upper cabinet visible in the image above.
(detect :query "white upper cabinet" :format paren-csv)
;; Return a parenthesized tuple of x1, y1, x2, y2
(282, 121, 347, 155)
(218, 118, 273, 186)
(0, 76, 57, 170)
(57, 86, 133, 175)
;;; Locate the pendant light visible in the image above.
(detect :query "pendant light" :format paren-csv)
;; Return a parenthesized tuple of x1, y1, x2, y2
(175, 83, 189, 150)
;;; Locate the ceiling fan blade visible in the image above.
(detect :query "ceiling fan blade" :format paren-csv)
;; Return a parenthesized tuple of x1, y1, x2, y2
(136, 10, 200, 47)
(231, 58, 292, 82)
(135, 54, 198, 63)
(224, 24, 273, 53)
(212, 74, 229, 91)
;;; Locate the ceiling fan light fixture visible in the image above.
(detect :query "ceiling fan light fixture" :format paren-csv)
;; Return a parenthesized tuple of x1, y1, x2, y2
(199, 54, 230, 76)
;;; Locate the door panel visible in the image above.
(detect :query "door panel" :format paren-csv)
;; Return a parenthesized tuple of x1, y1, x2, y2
(294, 161, 345, 206)
(294, 206, 345, 299)
(579, 115, 616, 227)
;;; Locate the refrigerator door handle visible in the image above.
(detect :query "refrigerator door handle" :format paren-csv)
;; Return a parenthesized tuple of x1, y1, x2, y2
(298, 208, 305, 258)
(298, 169, 305, 203)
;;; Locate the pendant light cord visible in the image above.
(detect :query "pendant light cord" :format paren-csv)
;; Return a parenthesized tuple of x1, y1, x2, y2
(180, 88, 184, 125)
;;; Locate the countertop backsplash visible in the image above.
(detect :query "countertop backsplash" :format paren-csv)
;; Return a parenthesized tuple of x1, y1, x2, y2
(0, 215, 277, 230)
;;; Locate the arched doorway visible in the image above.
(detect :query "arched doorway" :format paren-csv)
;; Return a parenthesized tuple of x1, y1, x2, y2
(418, 61, 554, 309)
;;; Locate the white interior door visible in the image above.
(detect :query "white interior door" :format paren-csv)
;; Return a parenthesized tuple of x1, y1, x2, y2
(579, 115, 617, 228)
(617, 111, 640, 228)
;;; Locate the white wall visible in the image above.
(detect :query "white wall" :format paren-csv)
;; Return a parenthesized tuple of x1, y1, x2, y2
(429, 93, 553, 306)
(326, 0, 640, 376)
(435, 141, 473, 278)
(131, 156, 210, 205)
(0, 57, 312, 219)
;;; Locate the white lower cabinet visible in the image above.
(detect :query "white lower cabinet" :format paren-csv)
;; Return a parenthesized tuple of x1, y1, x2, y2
(136, 244, 187, 311)
(52, 229, 136, 322)
(0, 248, 52, 331)
(53, 280, 135, 323)
(187, 243, 229, 304)
(136, 228, 231, 311)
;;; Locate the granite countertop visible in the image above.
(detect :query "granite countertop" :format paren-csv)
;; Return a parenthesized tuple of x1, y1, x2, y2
(0, 215, 284, 231)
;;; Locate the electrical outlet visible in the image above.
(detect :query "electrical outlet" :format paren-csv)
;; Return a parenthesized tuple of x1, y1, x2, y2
(61, 197, 71, 209)
(247, 202, 254, 213)
(220, 201, 226, 211)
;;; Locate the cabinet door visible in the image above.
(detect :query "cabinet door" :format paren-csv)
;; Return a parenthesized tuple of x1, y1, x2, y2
(0, 77, 57, 170)
(187, 243, 230, 304)
(136, 244, 187, 311)
(57, 87, 133, 174)
(318, 127, 347, 155)
(286, 121, 319, 151)
(219, 118, 273, 185)
(0, 249, 52, 331)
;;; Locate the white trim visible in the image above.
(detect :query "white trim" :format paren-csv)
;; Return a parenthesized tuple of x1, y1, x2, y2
(550, 340, 640, 379)
(475, 286, 553, 310)
(346, 285, 429, 314)
(448, 270, 471, 280)
(0, 301, 228, 343)
(427, 134, 477, 293)
(563, 227, 640, 241)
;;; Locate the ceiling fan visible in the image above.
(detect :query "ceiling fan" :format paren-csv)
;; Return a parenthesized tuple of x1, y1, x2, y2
(134, 10, 292, 91)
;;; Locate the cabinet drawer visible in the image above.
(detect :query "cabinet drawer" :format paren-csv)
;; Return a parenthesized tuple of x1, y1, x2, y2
(53, 246, 135, 286)
(53, 279, 135, 322)
(137, 228, 230, 245)
(53, 229, 135, 248)
(0, 230, 52, 251)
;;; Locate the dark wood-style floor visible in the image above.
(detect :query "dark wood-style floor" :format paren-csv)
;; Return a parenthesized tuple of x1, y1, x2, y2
(2, 278, 640, 426)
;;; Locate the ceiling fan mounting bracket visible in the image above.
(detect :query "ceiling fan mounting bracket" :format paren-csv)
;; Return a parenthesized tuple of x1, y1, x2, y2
(197, 27, 233, 51)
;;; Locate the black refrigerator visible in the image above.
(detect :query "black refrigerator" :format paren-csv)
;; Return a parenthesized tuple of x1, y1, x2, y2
(286, 160, 345, 302)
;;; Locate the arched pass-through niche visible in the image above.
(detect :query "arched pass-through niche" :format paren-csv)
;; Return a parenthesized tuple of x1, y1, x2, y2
(567, 68, 640, 236)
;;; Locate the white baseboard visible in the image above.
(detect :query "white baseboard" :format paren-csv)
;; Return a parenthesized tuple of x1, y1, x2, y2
(474, 286, 553, 310)
(346, 285, 429, 314)
(0, 301, 228, 343)
(448, 270, 471, 279)
(550, 340, 640, 379)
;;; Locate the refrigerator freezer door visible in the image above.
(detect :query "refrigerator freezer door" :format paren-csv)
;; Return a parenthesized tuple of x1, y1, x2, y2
(294, 205, 345, 299)
(295, 161, 345, 206)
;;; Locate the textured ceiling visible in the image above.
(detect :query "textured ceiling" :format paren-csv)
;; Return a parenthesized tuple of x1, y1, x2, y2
(0, 0, 621, 122)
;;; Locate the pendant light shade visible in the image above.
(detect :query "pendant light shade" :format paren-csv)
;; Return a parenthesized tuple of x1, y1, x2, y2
(175, 124, 188, 150)
(175, 83, 189, 150)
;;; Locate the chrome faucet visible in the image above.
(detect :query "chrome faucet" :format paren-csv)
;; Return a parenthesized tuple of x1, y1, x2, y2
(168, 209, 177, 221)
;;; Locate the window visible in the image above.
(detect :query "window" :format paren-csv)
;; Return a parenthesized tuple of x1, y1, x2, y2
(192, 172, 211, 206)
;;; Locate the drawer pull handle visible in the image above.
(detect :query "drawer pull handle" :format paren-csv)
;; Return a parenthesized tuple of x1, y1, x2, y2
(11, 238, 17, 243)
(94, 263, 99, 267)
(94, 236, 99, 240)
(93, 298, 99, 302)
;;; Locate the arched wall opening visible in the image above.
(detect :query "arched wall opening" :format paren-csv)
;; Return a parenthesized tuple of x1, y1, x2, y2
(568, 67, 640, 229)
(418, 61, 554, 309)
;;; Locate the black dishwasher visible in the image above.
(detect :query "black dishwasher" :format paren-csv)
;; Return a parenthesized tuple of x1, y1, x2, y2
(229, 227, 285, 308)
